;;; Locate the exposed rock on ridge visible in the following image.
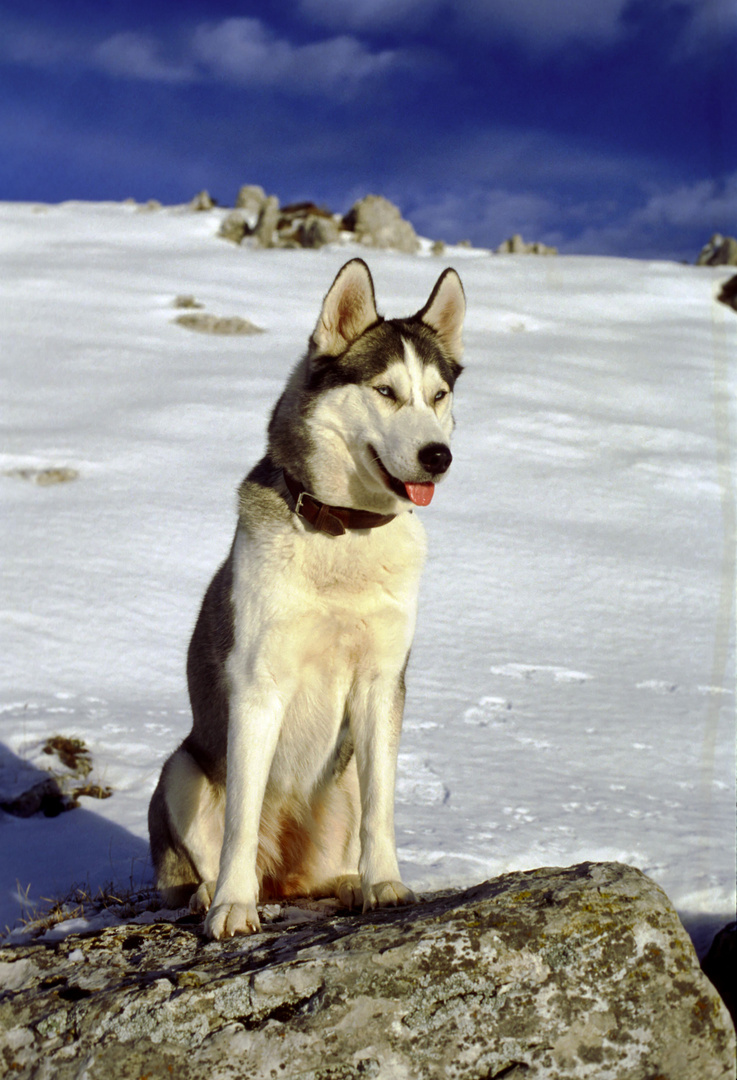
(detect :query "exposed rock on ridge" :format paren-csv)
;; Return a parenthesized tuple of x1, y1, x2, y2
(219, 189, 420, 252)
(1, 862, 733, 1079)
(496, 233, 558, 255)
(698, 233, 737, 267)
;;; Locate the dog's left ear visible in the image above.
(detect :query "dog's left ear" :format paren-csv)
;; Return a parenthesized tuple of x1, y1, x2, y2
(416, 268, 465, 363)
(311, 259, 379, 356)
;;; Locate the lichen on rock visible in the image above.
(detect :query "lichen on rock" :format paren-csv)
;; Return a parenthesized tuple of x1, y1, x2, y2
(0, 863, 733, 1079)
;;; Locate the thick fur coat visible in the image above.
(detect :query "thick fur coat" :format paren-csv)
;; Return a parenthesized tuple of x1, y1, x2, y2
(148, 259, 465, 939)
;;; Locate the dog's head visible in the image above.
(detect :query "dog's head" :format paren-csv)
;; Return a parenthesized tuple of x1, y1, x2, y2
(271, 259, 465, 514)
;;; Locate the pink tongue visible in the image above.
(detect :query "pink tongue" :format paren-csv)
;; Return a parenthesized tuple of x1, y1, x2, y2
(404, 482, 435, 506)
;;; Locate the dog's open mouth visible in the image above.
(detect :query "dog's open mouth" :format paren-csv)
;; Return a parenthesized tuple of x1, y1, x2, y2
(369, 446, 435, 506)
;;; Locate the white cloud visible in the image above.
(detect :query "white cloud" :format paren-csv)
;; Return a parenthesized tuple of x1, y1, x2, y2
(298, 0, 631, 47)
(665, 0, 737, 57)
(636, 174, 737, 231)
(191, 17, 407, 91)
(0, 14, 413, 94)
(299, 0, 736, 55)
(558, 172, 737, 257)
(409, 188, 557, 246)
(92, 33, 196, 84)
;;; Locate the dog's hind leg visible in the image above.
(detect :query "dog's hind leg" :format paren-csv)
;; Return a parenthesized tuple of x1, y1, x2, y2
(148, 747, 224, 908)
(286, 759, 363, 908)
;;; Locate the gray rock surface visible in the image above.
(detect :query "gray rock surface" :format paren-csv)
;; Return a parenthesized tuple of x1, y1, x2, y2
(189, 190, 215, 211)
(253, 195, 280, 247)
(218, 209, 252, 244)
(173, 313, 265, 335)
(697, 234, 737, 266)
(295, 213, 341, 249)
(496, 234, 558, 255)
(342, 195, 420, 253)
(234, 184, 267, 225)
(2, 862, 732, 1080)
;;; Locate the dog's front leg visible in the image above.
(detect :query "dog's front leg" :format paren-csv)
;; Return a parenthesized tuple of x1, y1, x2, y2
(204, 679, 283, 940)
(351, 678, 417, 913)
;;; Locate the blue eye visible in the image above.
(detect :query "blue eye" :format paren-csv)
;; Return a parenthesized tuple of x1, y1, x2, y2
(434, 389, 448, 403)
(375, 385, 396, 400)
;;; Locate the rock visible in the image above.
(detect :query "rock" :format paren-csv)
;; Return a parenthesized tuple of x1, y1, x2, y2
(189, 190, 216, 212)
(1, 862, 733, 1079)
(431, 240, 446, 256)
(697, 234, 737, 267)
(2, 467, 79, 485)
(173, 314, 265, 335)
(0, 735, 111, 818)
(0, 776, 68, 818)
(296, 214, 341, 249)
(496, 234, 558, 255)
(172, 295, 204, 310)
(253, 195, 280, 248)
(222, 196, 341, 248)
(342, 195, 420, 254)
(278, 200, 334, 226)
(703, 921, 737, 1026)
(218, 210, 252, 245)
(234, 184, 266, 226)
(717, 273, 737, 312)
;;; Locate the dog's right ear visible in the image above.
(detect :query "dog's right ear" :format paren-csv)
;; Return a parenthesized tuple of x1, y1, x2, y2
(311, 259, 379, 356)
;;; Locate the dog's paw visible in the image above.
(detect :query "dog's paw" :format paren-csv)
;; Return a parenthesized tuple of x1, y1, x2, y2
(335, 873, 363, 909)
(362, 880, 417, 912)
(189, 880, 217, 915)
(204, 901, 261, 940)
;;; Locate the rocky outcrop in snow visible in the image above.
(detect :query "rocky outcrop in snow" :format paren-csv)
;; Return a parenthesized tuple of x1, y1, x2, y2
(216, 187, 419, 252)
(697, 234, 737, 267)
(496, 233, 558, 255)
(341, 194, 421, 254)
(1, 862, 733, 1079)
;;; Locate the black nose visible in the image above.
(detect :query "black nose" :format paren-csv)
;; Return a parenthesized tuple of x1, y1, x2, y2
(418, 442, 452, 475)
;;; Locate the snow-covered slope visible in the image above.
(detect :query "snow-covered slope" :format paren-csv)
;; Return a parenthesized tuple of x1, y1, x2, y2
(1, 201, 734, 952)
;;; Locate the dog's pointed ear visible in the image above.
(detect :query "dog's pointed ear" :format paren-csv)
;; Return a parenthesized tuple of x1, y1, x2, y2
(311, 259, 379, 356)
(416, 268, 465, 363)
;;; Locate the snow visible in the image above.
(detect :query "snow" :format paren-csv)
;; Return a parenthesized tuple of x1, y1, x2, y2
(1, 200, 734, 954)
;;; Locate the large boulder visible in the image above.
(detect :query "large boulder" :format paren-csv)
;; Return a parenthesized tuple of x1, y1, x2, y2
(253, 195, 280, 248)
(277, 202, 341, 248)
(296, 214, 341, 249)
(1, 862, 733, 1079)
(218, 210, 252, 244)
(342, 195, 420, 254)
(234, 184, 267, 228)
(697, 234, 737, 267)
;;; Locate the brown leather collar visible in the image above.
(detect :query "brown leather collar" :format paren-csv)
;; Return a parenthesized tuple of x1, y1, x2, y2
(283, 470, 396, 536)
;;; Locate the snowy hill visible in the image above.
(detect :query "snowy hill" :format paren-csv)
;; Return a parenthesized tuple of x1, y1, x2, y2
(1, 200, 734, 951)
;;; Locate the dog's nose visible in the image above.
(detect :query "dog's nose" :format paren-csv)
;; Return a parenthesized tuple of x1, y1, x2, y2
(418, 442, 452, 475)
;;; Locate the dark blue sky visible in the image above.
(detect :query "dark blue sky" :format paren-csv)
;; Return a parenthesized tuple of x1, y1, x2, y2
(1, 0, 735, 258)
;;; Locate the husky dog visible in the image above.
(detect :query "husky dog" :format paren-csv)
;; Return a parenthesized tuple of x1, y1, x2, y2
(148, 258, 465, 940)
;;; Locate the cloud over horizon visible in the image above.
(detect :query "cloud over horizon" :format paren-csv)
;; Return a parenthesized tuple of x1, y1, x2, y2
(297, 0, 734, 55)
(1, 15, 420, 96)
(0, 0, 734, 259)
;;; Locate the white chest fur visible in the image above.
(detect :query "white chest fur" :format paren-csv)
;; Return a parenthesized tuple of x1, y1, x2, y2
(226, 511, 426, 795)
